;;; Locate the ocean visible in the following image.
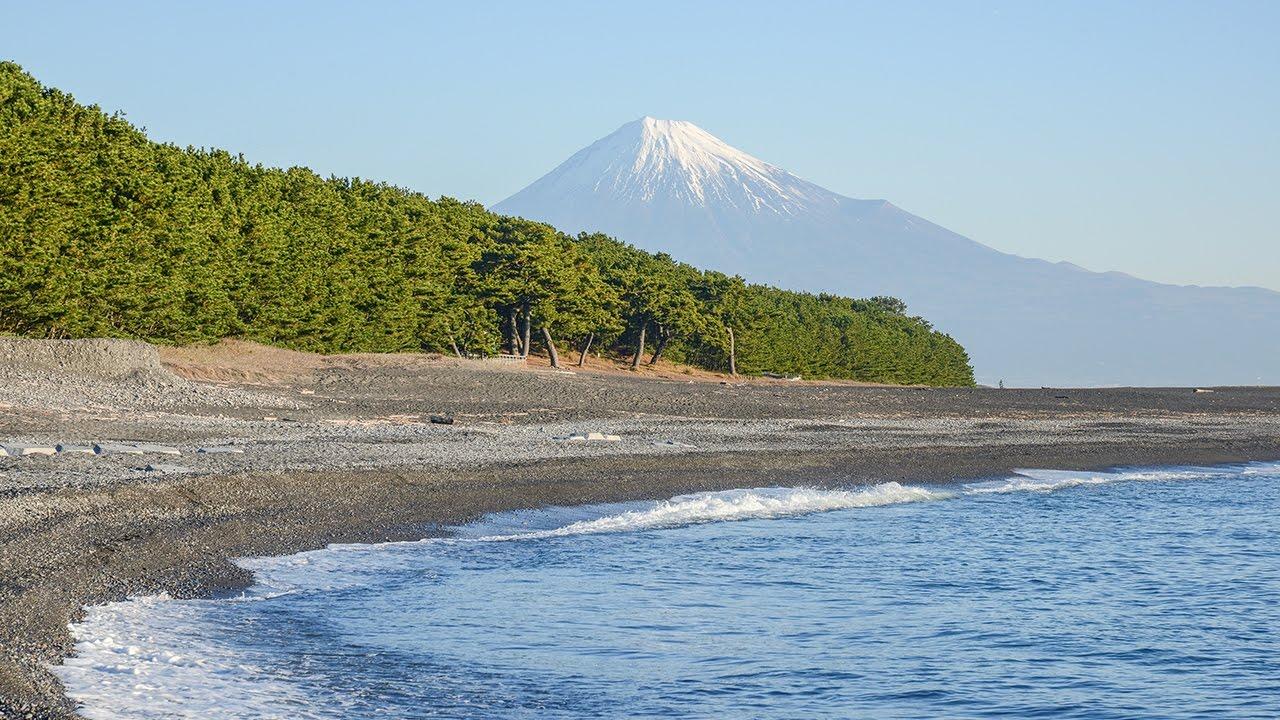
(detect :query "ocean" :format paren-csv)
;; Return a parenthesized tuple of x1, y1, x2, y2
(55, 462, 1280, 719)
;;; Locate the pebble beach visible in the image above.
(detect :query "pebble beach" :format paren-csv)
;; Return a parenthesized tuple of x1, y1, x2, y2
(2, 337, 1279, 718)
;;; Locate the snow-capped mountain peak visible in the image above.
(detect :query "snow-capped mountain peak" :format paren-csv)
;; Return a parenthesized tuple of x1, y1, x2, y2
(500, 117, 836, 216)
(492, 116, 1280, 386)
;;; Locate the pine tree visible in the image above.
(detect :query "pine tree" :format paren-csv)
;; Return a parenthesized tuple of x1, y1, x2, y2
(0, 62, 975, 386)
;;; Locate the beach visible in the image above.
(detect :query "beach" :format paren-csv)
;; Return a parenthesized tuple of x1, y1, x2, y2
(2, 338, 1279, 718)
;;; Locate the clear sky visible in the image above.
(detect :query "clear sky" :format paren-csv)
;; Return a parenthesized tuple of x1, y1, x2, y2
(4, 0, 1277, 290)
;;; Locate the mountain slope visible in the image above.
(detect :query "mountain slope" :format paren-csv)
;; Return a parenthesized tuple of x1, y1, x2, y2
(496, 118, 1280, 386)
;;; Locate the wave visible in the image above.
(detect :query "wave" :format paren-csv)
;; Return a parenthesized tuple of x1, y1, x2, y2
(193, 461, 1280, 600)
(51, 460, 1279, 719)
(1241, 460, 1280, 476)
(55, 595, 329, 720)
(961, 465, 1242, 495)
(481, 483, 952, 541)
(474, 461, 1275, 539)
(53, 461, 1277, 717)
(225, 484, 950, 596)
(55, 483, 952, 717)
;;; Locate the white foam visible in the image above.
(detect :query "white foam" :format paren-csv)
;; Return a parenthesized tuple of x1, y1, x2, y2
(54, 595, 334, 719)
(227, 485, 950, 596)
(52, 462, 1277, 717)
(1241, 460, 1280, 476)
(483, 483, 951, 541)
(56, 484, 947, 716)
(962, 465, 1237, 495)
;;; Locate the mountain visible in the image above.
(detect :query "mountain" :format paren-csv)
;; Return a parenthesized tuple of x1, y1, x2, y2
(495, 117, 1280, 387)
(0, 64, 974, 386)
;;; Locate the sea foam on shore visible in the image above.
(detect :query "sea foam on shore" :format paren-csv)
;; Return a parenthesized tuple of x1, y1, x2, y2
(54, 461, 1280, 719)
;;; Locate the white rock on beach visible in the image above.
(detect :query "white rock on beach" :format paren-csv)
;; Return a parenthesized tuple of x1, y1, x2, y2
(5, 445, 57, 457)
(94, 443, 144, 455)
(95, 442, 181, 456)
(92, 440, 145, 450)
(562, 432, 622, 442)
(133, 443, 182, 456)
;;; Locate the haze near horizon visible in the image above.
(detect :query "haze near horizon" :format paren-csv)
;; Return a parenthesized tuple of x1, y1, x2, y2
(2, 0, 1277, 292)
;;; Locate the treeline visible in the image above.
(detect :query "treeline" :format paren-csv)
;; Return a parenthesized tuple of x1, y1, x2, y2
(0, 63, 974, 385)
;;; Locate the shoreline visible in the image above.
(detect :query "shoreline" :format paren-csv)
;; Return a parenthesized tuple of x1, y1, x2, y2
(3, 339, 1279, 717)
(6, 446, 1280, 718)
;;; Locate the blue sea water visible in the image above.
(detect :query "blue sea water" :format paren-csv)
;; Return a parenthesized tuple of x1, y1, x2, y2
(56, 462, 1280, 719)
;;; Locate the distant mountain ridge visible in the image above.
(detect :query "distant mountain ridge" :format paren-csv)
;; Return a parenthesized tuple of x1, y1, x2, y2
(496, 118, 1280, 386)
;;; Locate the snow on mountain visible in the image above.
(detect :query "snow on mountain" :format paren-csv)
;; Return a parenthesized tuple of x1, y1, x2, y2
(504, 117, 835, 215)
(494, 118, 1280, 387)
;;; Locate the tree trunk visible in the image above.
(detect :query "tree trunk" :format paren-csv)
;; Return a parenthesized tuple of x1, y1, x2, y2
(577, 332, 594, 367)
(519, 305, 532, 359)
(631, 323, 646, 370)
(726, 325, 736, 377)
(450, 338, 463, 358)
(541, 327, 560, 368)
(506, 310, 520, 355)
(649, 333, 669, 365)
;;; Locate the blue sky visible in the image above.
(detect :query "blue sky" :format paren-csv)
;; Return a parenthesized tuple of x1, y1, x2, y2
(4, 0, 1277, 290)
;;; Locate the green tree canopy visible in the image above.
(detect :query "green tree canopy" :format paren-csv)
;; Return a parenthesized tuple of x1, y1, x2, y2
(0, 62, 974, 386)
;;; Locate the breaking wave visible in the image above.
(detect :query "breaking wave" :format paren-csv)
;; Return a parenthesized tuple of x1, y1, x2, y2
(482, 483, 951, 541)
(53, 461, 1278, 718)
(962, 465, 1241, 495)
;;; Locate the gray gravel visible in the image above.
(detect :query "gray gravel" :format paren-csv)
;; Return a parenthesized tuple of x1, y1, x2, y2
(5, 412, 1279, 496)
(3, 338, 1278, 497)
(1, 338, 1279, 718)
